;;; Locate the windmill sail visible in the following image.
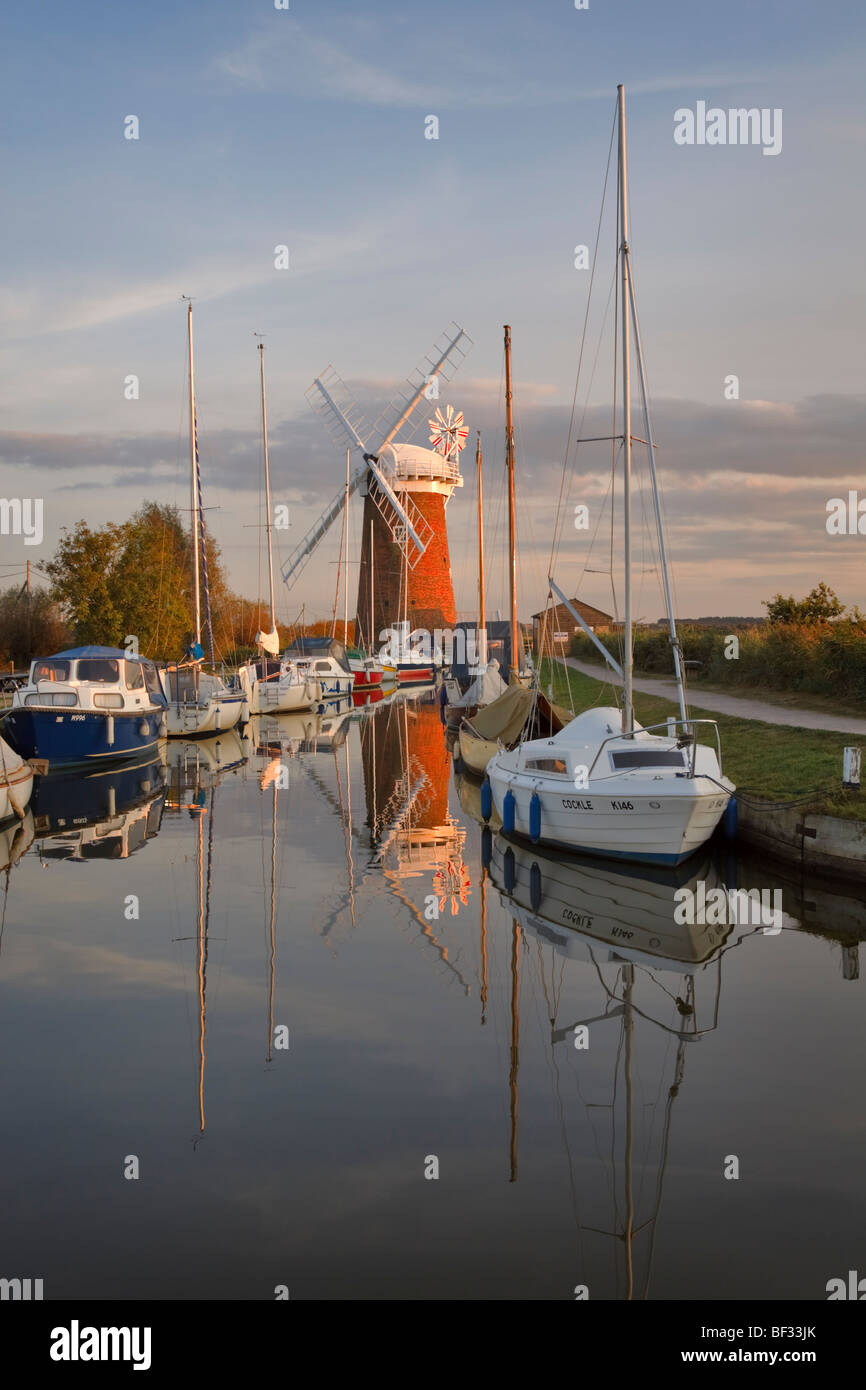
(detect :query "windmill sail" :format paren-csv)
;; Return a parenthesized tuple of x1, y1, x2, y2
(281, 325, 472, 592)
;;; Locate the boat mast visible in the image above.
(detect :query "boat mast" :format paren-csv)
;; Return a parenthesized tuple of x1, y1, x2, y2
(618, 86, 634, 735)
(476, 431, 486, 668)
(627, 281, 688, 723)
(369, 519, 375, 657)
(258, 341, 277, 641)
(504, 326, 519, 681)
(344, 448, 350, 645)
(187, 303, 202, 647)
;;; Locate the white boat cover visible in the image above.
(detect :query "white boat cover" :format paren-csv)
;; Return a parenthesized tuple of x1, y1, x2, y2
(451, 664, 507, 709)
(256, 626, 280, 656)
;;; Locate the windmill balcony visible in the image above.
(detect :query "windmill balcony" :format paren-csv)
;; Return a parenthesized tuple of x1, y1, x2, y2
(379, 442, 463, 493)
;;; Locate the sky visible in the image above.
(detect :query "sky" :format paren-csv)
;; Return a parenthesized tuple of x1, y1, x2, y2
(1, 0, 865, 632)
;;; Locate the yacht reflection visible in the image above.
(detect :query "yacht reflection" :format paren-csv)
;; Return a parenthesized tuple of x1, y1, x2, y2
(1, 810, 35, 874)
(484, 827, 741, 1298)
(244, 699, 354, 759)
(486, 833, 731, 974)
(32, 754, 166, 861)
(162, 730, 246, 811)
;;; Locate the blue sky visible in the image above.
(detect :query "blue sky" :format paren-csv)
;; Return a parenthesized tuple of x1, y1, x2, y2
(2, 0, 865, 629)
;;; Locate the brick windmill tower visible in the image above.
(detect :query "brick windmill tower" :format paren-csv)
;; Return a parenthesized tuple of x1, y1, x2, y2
(280, 326, 472, 651)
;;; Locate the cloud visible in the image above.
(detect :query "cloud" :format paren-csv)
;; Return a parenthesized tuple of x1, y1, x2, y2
(213, 20, 787, 110)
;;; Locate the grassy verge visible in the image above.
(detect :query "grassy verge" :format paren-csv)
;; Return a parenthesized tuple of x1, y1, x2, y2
(542, 660, 866, 821)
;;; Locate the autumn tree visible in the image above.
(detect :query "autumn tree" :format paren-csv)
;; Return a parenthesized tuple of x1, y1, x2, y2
(0, 585, 71, 668)
(46, 501, 230, 660)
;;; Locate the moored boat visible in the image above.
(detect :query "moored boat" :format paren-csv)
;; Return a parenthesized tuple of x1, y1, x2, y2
(284, 636, 355, 701)
(457, 683, 570, 776)
(0, 733, 34, 822)
(487, 705, 733, 867)
(5, 646, 167, 768)
(486, 86, 734, 864)
(237, 655, 317, 715)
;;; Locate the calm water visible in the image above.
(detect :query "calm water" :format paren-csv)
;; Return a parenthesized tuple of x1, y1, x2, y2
(1, 690, 864, 1301)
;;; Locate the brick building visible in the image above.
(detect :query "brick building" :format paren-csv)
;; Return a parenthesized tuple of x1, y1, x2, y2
(531, 599, 613, 659)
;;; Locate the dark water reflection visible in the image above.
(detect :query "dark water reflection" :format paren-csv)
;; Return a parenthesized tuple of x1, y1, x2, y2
(0, 691, 864, 1300)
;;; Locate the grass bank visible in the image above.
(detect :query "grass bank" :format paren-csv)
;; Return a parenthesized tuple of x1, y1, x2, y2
(568, 621, 866, 709)
(542, 660, 866, 822)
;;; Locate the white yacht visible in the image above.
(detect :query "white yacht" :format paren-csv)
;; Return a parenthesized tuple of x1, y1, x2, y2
(488, 706, 732, 867)
(487, 86, 734, 865)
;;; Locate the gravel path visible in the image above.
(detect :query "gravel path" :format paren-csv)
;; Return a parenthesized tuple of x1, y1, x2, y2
(564, 658, 866, 735)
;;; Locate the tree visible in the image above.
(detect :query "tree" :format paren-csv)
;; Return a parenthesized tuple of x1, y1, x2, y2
(0, 585, 70, 667)
(763, 582, 845, 626)
(46, 501, 231, 660)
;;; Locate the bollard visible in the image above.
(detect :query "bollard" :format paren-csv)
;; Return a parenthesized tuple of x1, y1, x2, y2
(843, 746, 861, 789)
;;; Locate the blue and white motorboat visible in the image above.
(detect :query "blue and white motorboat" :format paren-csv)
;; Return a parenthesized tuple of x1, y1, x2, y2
(4, 646, 168, 767)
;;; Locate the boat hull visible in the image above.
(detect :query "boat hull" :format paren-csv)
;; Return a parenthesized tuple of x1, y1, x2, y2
(457, 728, 498, 776)
(246, 679, 317, 715)
(315, 677, 354, 700)
(487, 769, 731, 866)
(164, 695, 244, 737)
(352, 668, 383, 688)
(4, 707, 161, 768)
(0, 760, 34, 823)
(396, 665, 434, 685)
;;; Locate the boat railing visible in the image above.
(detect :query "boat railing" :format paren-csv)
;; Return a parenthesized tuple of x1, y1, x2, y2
(585, 718, 723, 782)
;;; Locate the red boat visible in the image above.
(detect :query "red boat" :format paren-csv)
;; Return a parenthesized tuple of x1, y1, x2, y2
(348, 651, 384, 688)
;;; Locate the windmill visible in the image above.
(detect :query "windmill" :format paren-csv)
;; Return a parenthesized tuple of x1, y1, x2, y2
(280, 324, 473, 596)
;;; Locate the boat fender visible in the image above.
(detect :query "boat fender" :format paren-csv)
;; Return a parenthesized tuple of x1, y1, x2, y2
(106, 715, 114, 747)
(529, 861, 542, 913)
(503, 788, 515, 835)
(503, 846, 516, 895)
(480, 778, 492, 822)
(722, 797, 738, 840)
(529, 792, 541, 844)
(481, 826, 492, 870)
(138, 721, 150, 737)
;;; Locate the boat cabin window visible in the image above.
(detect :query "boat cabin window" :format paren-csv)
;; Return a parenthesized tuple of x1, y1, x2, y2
(125, 662, 145, 690)
(610, 749, 686, 770)
(32, 659, 71, 683)
(76, 658, 120, 684)
(143, 664, 164, 700)
(315, 661, 332, 672)
(525, 757, 568, 774)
